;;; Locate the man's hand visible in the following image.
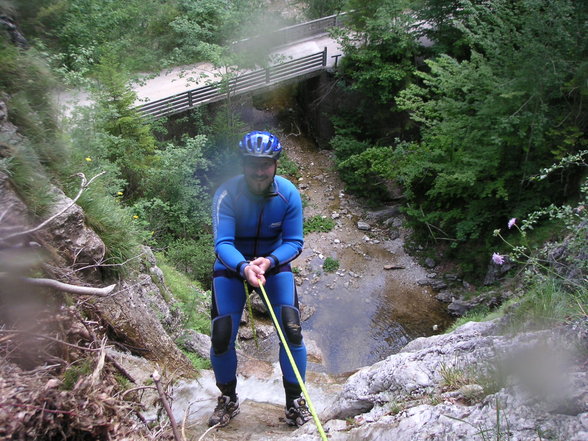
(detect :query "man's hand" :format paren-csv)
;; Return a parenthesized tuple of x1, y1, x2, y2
(243, 257, 271, 287)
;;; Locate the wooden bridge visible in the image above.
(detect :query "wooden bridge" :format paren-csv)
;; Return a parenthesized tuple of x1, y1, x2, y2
(135, 14, 344, 119)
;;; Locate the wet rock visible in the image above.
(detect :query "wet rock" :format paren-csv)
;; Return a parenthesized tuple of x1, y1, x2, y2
(178, 329, 211, 359)
(424, 257, 436, 268)
(309, 321, 588, 441)
(239, 322, 274, 340)
(305, 337, 324, 364)
(483, 257, 516, 285)
(357, 221, 371, 231)
(430, 280, 448, 291)
(447, 299, 473, 316)
(436, 291, 454, 303)
(366, 206, 401, 221)
(300, 304, 316, 321)
(388, 228, 400, 240)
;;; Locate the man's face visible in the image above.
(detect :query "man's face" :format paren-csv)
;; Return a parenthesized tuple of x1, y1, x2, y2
(243, 157, 277, 195)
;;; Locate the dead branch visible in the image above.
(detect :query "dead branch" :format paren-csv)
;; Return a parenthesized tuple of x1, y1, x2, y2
(0, 274, 116, 296)
(0, 329, 102, 352)
(1, 171, 106, 242)
(90, 338, 107, 386)
(118, 386, 158, 399)
(197, 423, 220, 441)
(0, 402, 76, 416)
(70, 307, 138, 384)
(152, 370, 183, 441)
(70, 251, 145, 274)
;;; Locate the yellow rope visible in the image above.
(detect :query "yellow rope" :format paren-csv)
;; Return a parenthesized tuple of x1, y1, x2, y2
(257, 283, 328, 441)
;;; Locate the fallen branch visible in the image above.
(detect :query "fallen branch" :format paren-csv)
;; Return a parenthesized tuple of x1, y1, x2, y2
(152, 370, 183, 441)
(1, 171, 106, 242)
(118, 386, 158, 399)
(198, 423, 220, 441)
(0, 402, 76, 416)
(0, 274, 116, 296)
(0, 329, 101, 352)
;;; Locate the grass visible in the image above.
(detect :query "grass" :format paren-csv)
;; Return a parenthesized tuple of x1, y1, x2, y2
(61, 358, 93, 390)
(323, 256, 340, 272)
(506, 278, 588, 333)
(445, 304, 505, 333)
(182, 350, 212, 370)
(304, 215, 336, 234)
(155, 253, 210, 335)
(277, 151, 300, 179)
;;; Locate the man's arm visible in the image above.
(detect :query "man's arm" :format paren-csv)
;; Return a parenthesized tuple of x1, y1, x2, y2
(265, 184, 304, 269)
(212, 187, 249, 275)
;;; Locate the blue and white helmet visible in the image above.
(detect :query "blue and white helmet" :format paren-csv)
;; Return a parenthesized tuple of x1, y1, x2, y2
(239, 130, 282, 160)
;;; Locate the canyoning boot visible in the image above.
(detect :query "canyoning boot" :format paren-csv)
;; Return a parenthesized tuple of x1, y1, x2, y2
(285, 397, 311, 427)
(208, 394, 240, 427)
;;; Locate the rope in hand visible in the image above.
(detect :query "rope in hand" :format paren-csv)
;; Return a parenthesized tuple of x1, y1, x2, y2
(257, 282, 328, 441)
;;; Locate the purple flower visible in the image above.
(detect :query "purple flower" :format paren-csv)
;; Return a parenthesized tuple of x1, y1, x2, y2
(492, 253, 505, 265)
(508, 218, 517, 229)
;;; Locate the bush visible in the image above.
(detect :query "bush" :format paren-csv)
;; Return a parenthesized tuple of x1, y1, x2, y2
(165, 237, 215, 289)
(323, 257, 340, 272)
(304, 215, 336, 234)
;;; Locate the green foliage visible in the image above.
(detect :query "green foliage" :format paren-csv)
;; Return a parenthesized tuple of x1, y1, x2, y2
(277, 152, 300, 180)
(91, 59, 157, 199)
(334, 0, 419, 104)
(165, 238, 215, 291)
(75, 183, 143, 272)
(445, 304, 505, 334)
(18, 0, 285, 74)
(133, 135, 211, 242)
(182, 349, 212, 370)
(508, 280, 587, 333)
(304, 215, 335, 234)
(323, 256, 339, 272)
(396, 0, 586, 248)
(156, 253, 211, 334)
(61, 358, 93, 390)
(294, 0, 344, 20)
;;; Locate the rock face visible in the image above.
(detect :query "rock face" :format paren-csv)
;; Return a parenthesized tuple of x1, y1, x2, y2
(0, 171, 195, 377)
(285, 319, 588, 441)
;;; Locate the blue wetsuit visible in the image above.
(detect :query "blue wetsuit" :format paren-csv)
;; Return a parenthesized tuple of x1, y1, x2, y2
(211, 174, 306, 392)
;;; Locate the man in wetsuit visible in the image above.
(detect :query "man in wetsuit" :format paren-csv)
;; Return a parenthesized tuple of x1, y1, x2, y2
(208, 130, 311, 428)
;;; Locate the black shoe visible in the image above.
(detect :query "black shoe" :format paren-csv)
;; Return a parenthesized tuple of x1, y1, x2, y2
(285, 397, 311, 427)
(208, 395, 240, 427)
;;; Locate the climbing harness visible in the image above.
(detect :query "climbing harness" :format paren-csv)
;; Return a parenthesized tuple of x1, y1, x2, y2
(257, 282, 328, 441)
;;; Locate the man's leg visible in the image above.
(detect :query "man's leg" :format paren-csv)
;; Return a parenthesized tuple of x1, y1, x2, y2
(209, 275, 245, 426)
(264, 270, 310, 426)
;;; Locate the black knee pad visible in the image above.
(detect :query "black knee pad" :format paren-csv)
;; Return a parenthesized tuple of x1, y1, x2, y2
(281, 306, 303, 345)
(211, 314, 232, 354)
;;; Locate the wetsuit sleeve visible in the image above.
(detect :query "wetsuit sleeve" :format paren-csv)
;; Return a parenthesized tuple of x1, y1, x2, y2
(212, 187, 248, 274)
(267, 187, 304, 267)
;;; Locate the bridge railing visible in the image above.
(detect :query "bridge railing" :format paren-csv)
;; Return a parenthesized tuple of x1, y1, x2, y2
(136, 48, 327, 119)
(231, 13, 345, 53)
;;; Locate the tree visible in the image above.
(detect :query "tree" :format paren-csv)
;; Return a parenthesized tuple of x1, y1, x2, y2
(391, 0, 587, 258)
